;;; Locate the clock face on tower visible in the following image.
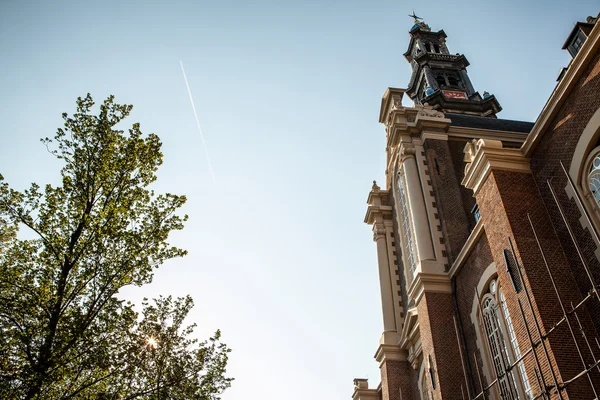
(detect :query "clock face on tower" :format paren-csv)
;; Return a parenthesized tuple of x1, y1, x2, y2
(442, 90, 468, 100)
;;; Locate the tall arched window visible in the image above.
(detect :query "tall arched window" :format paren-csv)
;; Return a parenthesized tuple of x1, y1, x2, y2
(447, 75, 460, 87)
(499, 289, 532, 399)
(588, 151, 600, 208)
(568, 107, 600, 240)
(480, 279, 531, 399)
(418, 358, 434, 400)
(435, 75, 446, 88)
(396, 168, 418, 280)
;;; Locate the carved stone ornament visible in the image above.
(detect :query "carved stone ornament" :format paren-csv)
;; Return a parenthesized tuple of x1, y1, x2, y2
(373, 223, 387, 240)
(391, 98, 403, 111)
(463, 141, 475, 163)
(417, 108, 444, 119)
(400, 142, 416, 160)
(353, 379, 368, 390)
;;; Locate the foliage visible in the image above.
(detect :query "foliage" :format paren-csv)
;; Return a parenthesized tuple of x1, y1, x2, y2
(0, 95, 232, 399)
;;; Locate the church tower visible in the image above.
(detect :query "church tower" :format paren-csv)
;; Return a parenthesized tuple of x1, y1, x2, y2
(352, 11, 600, 400)
(404, 13, 502, 117)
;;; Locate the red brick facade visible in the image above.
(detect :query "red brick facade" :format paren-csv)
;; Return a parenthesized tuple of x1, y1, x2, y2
(354, 14, 600, 400)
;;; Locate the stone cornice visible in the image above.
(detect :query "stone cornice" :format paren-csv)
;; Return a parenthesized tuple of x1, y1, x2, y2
(522, 17, 600, 156)
(352, 388, 379, 400)
(448, 219, 485, 278)
(365, 181, 392, 225)
(414, 109, 452, 133)
(447, 126, 528, 143)
(407, 272, 453, 305)
(379, 87, 407, 124)
(414, 52, 470, 69)
(462, 139, 531, 195)
(364, 205, 393, 225)
(421, 131, 449, 141)
(374, 344, 408, 366)
(352, 379, 379, 400)
(385, 106, 451, 150)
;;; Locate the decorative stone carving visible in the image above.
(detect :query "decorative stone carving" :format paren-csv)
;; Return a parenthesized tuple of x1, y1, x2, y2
(373, 223, 387, 241)
(353, 379, 369, 390)
(384, 97, 404, 126)
(463, 141, 475, 163)
(400, 142, 416, 161)
(417, 108, 444, 118)
(462, 138, 530, 195)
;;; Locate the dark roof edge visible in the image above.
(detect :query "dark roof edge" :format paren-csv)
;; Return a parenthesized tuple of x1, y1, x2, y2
(446, 113, 534, 134)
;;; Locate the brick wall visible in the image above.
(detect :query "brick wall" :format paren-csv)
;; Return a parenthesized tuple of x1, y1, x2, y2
(529, 50, 600, 338)
(425, 139, 472, 264)
(380, 360, 419, 400)
(476, 170, 598, 399)
(417, 291, 466, 400)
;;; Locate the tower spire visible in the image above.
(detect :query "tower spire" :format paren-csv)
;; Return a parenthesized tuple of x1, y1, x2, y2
(408, 10, 431, 32)
(402, 19, 501, 117)
(408, 9, 421, 23)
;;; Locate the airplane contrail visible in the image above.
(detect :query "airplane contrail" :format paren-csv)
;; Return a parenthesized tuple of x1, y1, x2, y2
(180, 60, 216, 183)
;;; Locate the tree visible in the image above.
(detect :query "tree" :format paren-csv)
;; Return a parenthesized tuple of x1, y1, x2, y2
(0, 95, 232, 399)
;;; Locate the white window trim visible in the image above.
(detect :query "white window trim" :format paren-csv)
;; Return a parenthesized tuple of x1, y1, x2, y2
(567, 106, 600, 255)
(395, 165, 419, 288)
(471, 263, 531, 399)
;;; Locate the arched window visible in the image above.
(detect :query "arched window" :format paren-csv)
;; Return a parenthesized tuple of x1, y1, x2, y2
(425, 42, 432, 53)
(396, 168, 418, 281)
(480, 279, 531, 399)
(447, 75, 459, 87)
(436, 75, 446, 88)
(433, 43, 440, 53)
(418, 358, 434, 400)
(499, 289, 532, 399)
(588, 151, 600, 208)
(482, 293, 517, 399)
(568, 107, 600, 242)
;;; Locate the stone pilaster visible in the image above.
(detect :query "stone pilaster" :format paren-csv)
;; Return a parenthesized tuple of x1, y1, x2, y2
(400, 140, 436, 263)
(365, 182, 403, 343)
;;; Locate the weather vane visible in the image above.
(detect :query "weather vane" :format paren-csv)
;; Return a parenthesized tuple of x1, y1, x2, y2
(408, 9, 422, 24)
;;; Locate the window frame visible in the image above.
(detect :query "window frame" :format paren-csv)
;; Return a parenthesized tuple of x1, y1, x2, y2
(567, 107, 600, 261)
(476, 277, 531, 400)
(395, 166, 419, 285)
(583, 147, 600, 215)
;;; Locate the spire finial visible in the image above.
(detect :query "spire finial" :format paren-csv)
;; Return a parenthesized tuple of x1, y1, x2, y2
(408, 9, 422, 24)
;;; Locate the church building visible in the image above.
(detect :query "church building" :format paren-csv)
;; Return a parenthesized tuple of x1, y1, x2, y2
(352, 13, 600, 400)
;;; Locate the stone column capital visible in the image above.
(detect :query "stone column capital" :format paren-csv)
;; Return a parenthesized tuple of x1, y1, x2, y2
(399, 142, 416, 162)
(373, 223, 387, 241)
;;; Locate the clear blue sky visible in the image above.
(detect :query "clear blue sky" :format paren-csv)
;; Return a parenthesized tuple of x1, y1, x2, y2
(1, 1, 597, 399)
